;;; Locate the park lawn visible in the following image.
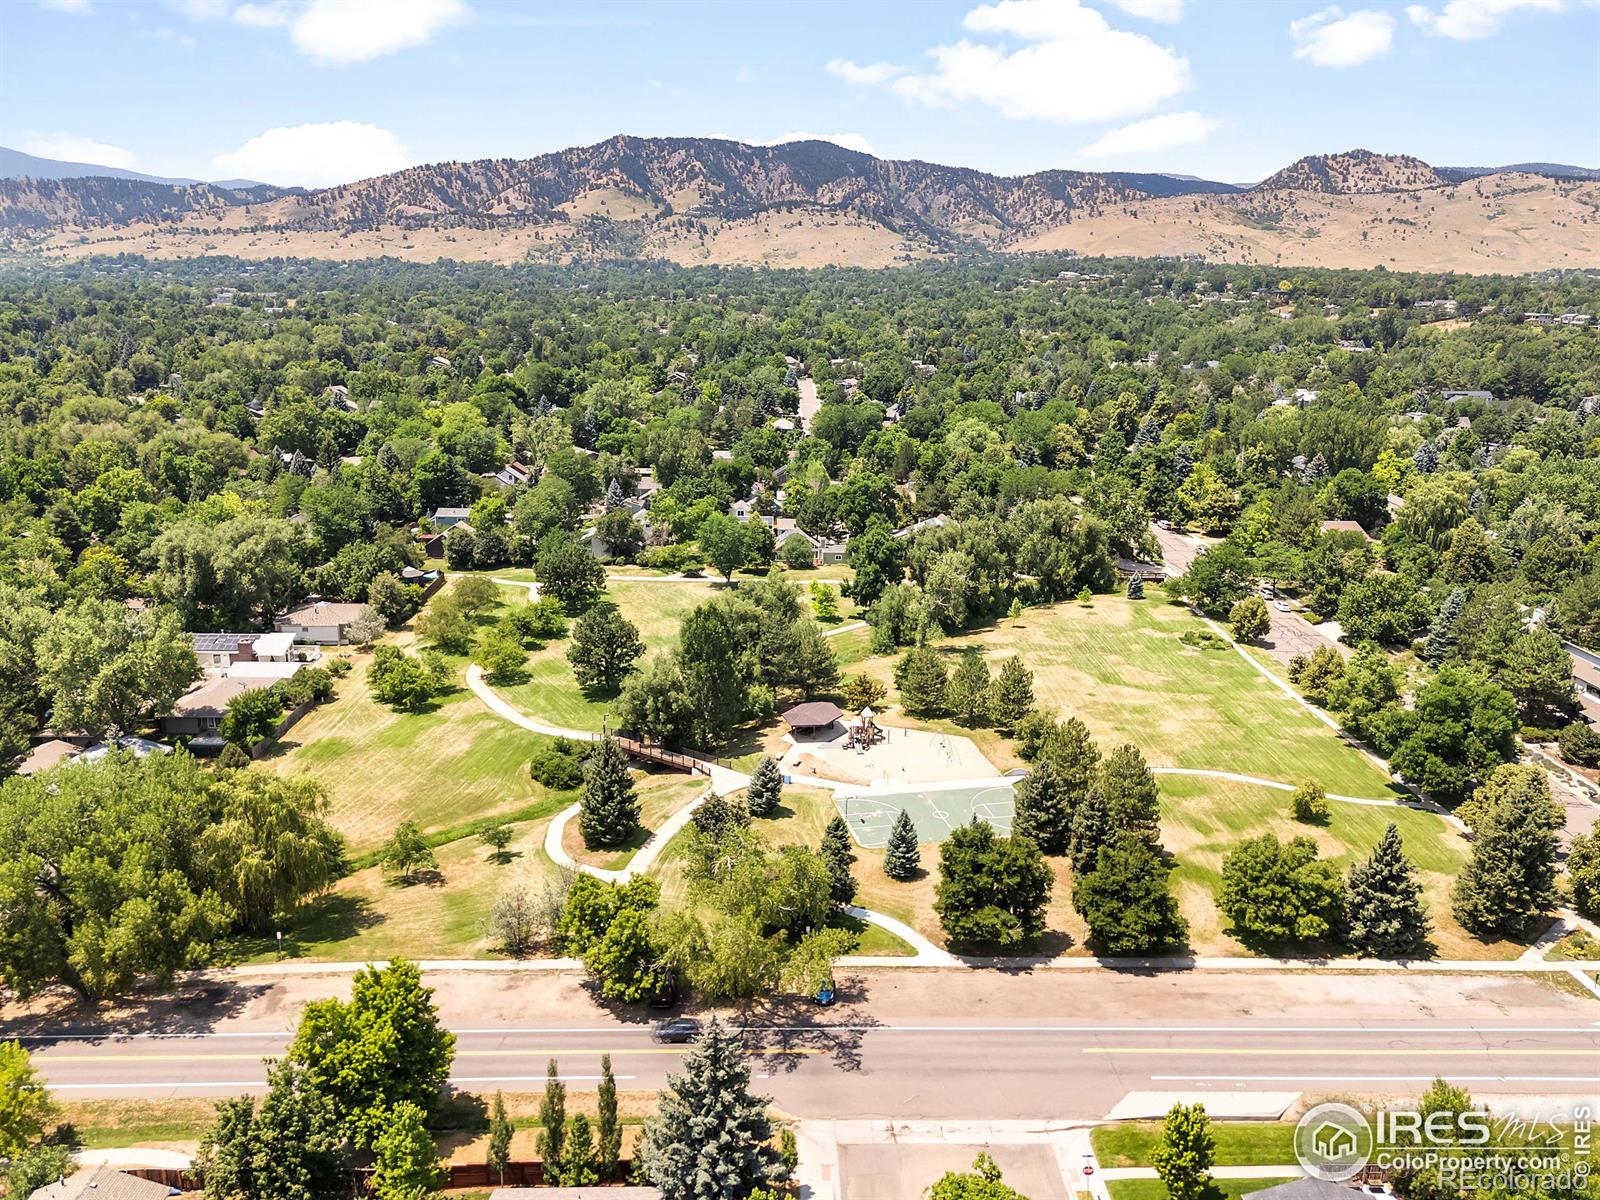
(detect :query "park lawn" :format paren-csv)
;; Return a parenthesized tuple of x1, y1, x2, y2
(252, 811, 568, 962)
(60, 1097, 214, 1150)
(1106, 1179, 1296, 1200)
(494, 576, 722, 732)
(647, 787, 914, 958)
(1157, 774, 1519, 959)
(563, 770, 707, 870)
(1093, 1121, 1296, 1168)
(856, 594, 1395, 798)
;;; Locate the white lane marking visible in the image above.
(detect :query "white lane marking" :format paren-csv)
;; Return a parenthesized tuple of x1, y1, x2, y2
(49, 1074, 636, 1090)
(14, 1024, 1600, 1040)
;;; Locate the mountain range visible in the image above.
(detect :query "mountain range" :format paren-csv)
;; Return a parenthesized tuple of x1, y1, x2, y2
(1, 138, 1595, 274)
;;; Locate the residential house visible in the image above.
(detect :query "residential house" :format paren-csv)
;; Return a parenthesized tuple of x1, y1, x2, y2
(1559, 312, 1593, 326)
(893, 514, 947, 540)
(275, 600, 369, 644)
(813, 538, 849, 566)
(431, 506, 472, 528)
(493, 461, 531, 488)
(1442, 388, 1496, 404)
(74, 736, 172, 766)
(1566, 642, 1600, 726)
(190, 632, 264, 669)
(326, 384, 354, 411)
(1320, 519, 1373, 541)
(415, 529, 446, 559)
(163, 676, 279, 742)
(32, 1166, 176, 1200)
(16, 738, 83, 776)
(1524, 312, 1555, 325)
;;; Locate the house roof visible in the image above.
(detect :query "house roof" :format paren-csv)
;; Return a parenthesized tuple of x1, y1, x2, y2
(432, 506, 471, 518)
(31, 1167, 175, 1200)
(1319, 519, 1373, 540)
(190, 632, 261, 653)
(278, 600, 368, 627)
(251, 631, 297, 658)
(171, 676, 277, 718)
(782, 700, 844, 728)
(17, 738, 82, 776)
(1242, 1179, 1362, 1200)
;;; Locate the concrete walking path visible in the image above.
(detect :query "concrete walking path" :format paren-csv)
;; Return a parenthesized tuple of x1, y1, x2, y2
(1152, 766, 1403, 807)
(465, 663, 598, 742)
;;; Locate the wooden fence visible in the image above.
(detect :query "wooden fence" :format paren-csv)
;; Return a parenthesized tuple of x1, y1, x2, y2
(615, 735, 712, 776)
(127, 1160, 637, 1191)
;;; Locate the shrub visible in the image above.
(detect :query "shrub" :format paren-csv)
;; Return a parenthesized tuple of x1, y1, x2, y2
(1558, 720, 1600, 768)
(530, 738, 586, 790)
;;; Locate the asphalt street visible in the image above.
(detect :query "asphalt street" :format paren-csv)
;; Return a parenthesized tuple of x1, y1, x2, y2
(17, 1014, 1600, 1118)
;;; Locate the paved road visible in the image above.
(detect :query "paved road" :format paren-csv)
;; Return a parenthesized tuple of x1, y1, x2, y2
(11, 969, 1598, 1117)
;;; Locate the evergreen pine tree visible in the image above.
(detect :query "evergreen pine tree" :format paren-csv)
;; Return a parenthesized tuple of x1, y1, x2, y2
(946, 652, 992, 726)
(488, 1091, 513, 1184)
(580, 735, 640, 849)
(1072, 833, 1189, 955)
(745, 755, 783, 818)
(821, 815, 858, 905)
(604, 477, 625, 511)
(1452, 772, 1561, 938)
(1422, 587, 1467, 666)
(988, 655, 1035, 732)
(1095, 743, 1162, 846)
(1012, 759, 1072, 855)
(597, 1053, 622, 1181)
(1070, 784, 1113, 872)
(896, 645, 949, 715)
(1039, 716, 1101, 802)
(1346, 824, 1430, 957)
(537, 1058, 566, 1179)
(884, 810, 921, 880)
(640, 1016, 784, 1200)
(1126, 574, 1145, 600)
(1303, 452, 1329, 486)
(1173, 442, 1194, 482)
(1414, 440, 1439, 475)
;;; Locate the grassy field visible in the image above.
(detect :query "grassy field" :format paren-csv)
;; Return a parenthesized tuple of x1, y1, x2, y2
(726, 774, 1500, 959)
(857, 594, 1395, 798)
(1093, 1122, 1297, 1168)
(563, 770, 706, 870)
(1106, 1179, 1296, 1200)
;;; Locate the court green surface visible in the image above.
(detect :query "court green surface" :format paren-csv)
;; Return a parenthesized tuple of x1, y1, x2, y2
(833, 780, 1018, 848)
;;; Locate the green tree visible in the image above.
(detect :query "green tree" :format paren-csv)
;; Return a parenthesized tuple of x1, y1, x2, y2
(988, 655, 1035, 732)
(1092, 744, 1162, 848)
(884, 809, 922, 880)
(895, 645, 949, 716)
(745, 755, 784, 818)
(821, 815, 858, 905)
(1291, 780, 1330, 824)
(1500, 628, 1577, 727)
(381, 820, 438, 882)
(1558, 720, 1600, 768)
(1218, 834, 1344, 946)
(809, 580, 841, 623)
(1452, 764, 1562, 938)
(567, 601, 644, 692)
(640, 1015, 785, 1200)
(415, 596, 474, 653)
(286, 959, 455, 1146)
(476, 628, 528, 683)
(1567, 833, 1600, 919)
(537, 1058, 566, 1178)
(698, 513, 748, 582)
(1151, 1103, 1216, 1200)
(371, 1101, 442, 1200)
(197, 1059, 349, 1200)
(479, 823, 512, 863)
(1346, 823, 1430, 957)
(0, 1041, 56, 1159)
(1228, 595, 1270, 642)
(584, 904, 665, 1003)
(220, 686, 286, 750)
(1422, 587, 1467, 666)
(1072, 833, 1189, 955)
(580, 735, 640, 848)
(1338, 573, 1430, 645)
(946, 652, 992, 726)
(1390, 668, 1519, 805)
(536, 530, 606, 613)
(597, 1053, 622, 1181)
(842, 672, 887, 711)
(1126, 574, 1145, 600)
(934, 820, 1052, 949)
(367, 645, 450, 710)
(1012, 759, 1072, 855)
(36, 599, 199, 738)
(487, 1091, 513, 1184)
(557, 1114, 598, 1187)
(927, 1151, 1030, 1200)
(742, 518, 776, 571)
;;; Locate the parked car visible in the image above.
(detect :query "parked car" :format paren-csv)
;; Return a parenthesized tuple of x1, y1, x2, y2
(815, 983, 836, 1006)
(652, 1017, 702, 1044)
(1272, 600, 1292, 612)
(648, 979, 678, 1010)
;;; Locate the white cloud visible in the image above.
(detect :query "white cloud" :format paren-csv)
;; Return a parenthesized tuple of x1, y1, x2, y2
(288, 0, 469, 65)
(846, 0, 1190, 125)
(233, 1, 290, 28)
(1104, 0, 1184, 20)
(1406, 0, 1563, 39)
(1289, 7, 1395, 66)
(166, 0, 229, 17)
(213, 121, 412, 186)
(1081, 110, 1218, 158)
(765, 131, 877, 155)
(40, 0, 92, 14)
(21, 133, 138, 169)
(826, 57, 907, 85)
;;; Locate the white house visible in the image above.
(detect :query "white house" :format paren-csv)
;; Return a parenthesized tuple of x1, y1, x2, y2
(275, 600, 368, 645)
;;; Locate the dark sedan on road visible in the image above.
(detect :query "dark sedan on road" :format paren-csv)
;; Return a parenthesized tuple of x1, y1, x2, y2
(652, 1017, 703, 1044)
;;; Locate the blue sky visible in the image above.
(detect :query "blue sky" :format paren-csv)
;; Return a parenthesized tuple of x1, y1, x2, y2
(4, 0, 1597, 187)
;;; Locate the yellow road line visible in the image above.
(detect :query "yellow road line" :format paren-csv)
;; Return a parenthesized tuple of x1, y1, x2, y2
(1084, 1048, 1597, 1056)
(42, 1047, 823, 1063)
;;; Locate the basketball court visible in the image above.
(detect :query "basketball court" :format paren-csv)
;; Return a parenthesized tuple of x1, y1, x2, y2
(832, 778, 1018, 848)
